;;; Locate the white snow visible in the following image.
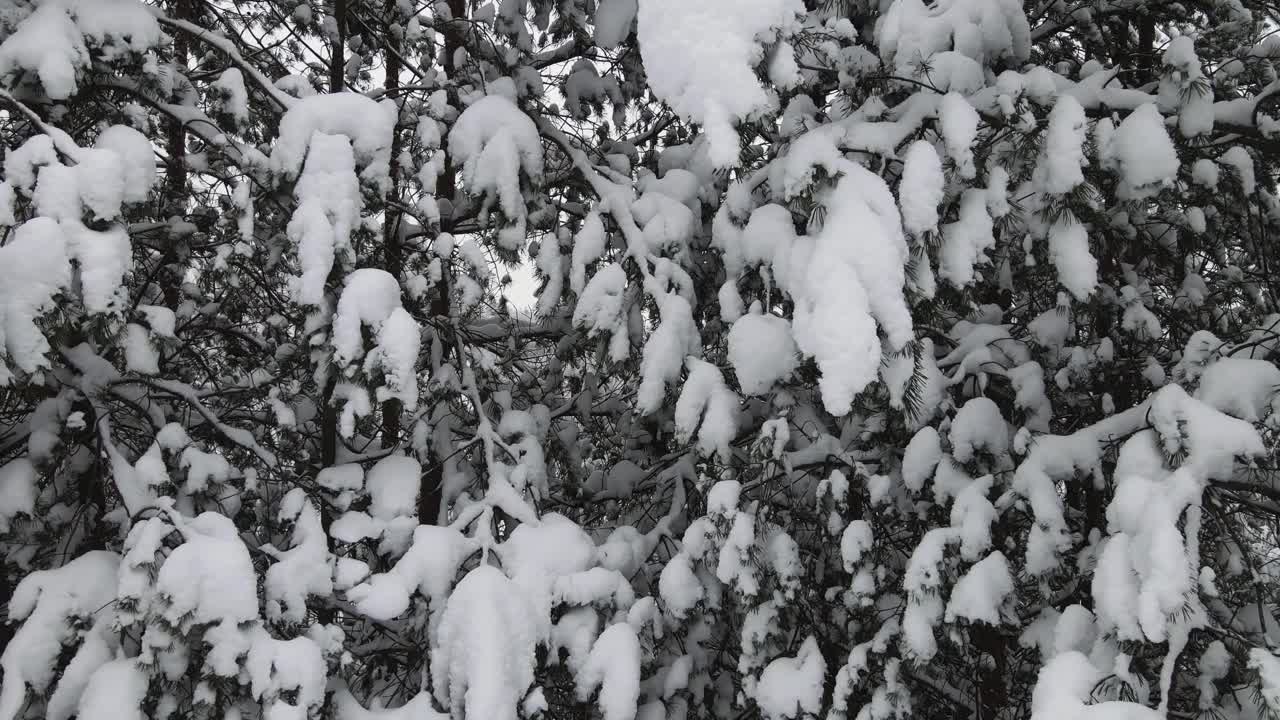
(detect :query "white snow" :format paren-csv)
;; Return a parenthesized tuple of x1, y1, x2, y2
(945, 551, 1013, 624)
(728, 308, 798, 394)
(899, 140, 944, 236)
(431, 566, 538, 720)
(637, 0, 802, 166)
(753, 636, 825, 720)
(1100, 103, 1179, 200)
(449, 94, 544, 250)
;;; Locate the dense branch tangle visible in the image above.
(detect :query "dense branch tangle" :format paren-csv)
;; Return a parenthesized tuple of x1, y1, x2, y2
(4, 2, 1280, 720)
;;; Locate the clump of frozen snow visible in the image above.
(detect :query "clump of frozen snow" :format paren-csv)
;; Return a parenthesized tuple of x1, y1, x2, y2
(449, 95, 544, 251)
(637, 0, 802, 167)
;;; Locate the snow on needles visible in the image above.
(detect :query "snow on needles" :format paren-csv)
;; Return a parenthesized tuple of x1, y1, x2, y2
(449, 94, 544, 251)
(789, 161, 912, 415)
(331, 269, 421, 413)
(637, 0, 802, 167)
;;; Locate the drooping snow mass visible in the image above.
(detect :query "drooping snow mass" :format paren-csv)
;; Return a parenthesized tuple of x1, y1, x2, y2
(659, 552, 704, 619)
(431, 566, 538, 720)
(576, 623, 642, 720)
(0, 4, 89, 100)
(674, 358, 739, 459)
(754, 636, 826, 720)
(330, 269, 420, 406)
(878, 0, 1030, 74)
(94, 125, 155, 204)
(0, 551, 120, 720)
(1047, 219, 1097, 300)
(449, 94, 543, 250)
(156, 513, 259, 627)
(1101, 103, 1179, 199)
(594, 0, 638, 49)
(899, 140, 944, 236)
(0, 459, 36, 533)
(1219, 145, 1256, 195)
(637, 292, 701, 414)
(945, 551, 1013, 624)
(728, 308, 799, 395)
(786, 160, 913, 414)
(213, 68, 250, 128)
(938, 92, 980, 179)
(0, 217, 70, 380)
(6, 2, 1280, 720)
(938, 189, 994, 287)
(1038, 95, 1088, 194)
(272, 92, 397, 187)
(75, 658, 148, 720)
(637, 0, 802, 166)
(288, 132, 362, 306)
(69, 222, 132, 315)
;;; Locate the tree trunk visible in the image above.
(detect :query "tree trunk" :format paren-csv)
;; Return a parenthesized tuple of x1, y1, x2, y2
(381, 0, 404, 452)
(417, 0, 467, 526)
(329, 0, 347, 93)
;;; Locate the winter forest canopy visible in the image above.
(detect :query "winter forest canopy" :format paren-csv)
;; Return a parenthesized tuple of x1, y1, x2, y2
(11, 0, 1280, 719)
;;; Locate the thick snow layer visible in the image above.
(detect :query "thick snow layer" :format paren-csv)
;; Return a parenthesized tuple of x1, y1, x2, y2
(790, 161, 912, 415)
(1194, 357, 1280, 422)
(594, 0, 637, 48)
(939, 189, 994, 287)
(0, 458, 36, 532)
(637, 293, 701, 414)
(76, 659, 148, 720)
(213, 68, 250, 128)
(1220, 146, 1256, 195)
(0, 3, 89, 100)
(68, 222, 131, 315)
(728, 309, 798, 395)
(840, 520, 874, 571)
(331, 269, 416, 399)
(903, 426, 942, 492)
(1048, 219, 1097, 300)
(754, 636, 825, 720)
(900, 140, 944, 236)
(938, 93, 980, 179)
(266, 490, 332, 624)
(272, 92, 397, 188)
(950, 397, 1008, 463)
(366, 454, 420, 521)
(95, 125, 156, 205)
(349, 524, 477, 621)
(157, 513, 259, 627)
(879, 0, 1030, 73)
(659, 552, 704, 618)
(449, 94, 543, 250)
(674, 358, 739, 459)
(1101, 104, 1179, 200)
(637, 0, 802, 166)
(0, 218, 71, 380)
(576, 624, 642, 720)
(288, 132, 362, 306)
(945, 551, 1013, 624)
(1159, 36, 1213, 137)
(0, 551, 120, 720)
(1039, 95, 1088, 194)
(431, 566, 538, 720)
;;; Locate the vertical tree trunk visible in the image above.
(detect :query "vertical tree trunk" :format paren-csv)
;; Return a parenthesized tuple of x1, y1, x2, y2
(161, 0, 192, 310)
(417, 0, 467, 526)
(382, 1, 404, 452)
(329, 0, 347, 93)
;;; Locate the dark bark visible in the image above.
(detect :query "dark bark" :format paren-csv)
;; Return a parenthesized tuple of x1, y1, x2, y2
(381, 1, 405, 453)
(329, 0, 347, 93)
(417, 0, 467, 526)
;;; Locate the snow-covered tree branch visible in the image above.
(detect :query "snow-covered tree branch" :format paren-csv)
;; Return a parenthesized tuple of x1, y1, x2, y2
(3, 1, 1280, 720)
